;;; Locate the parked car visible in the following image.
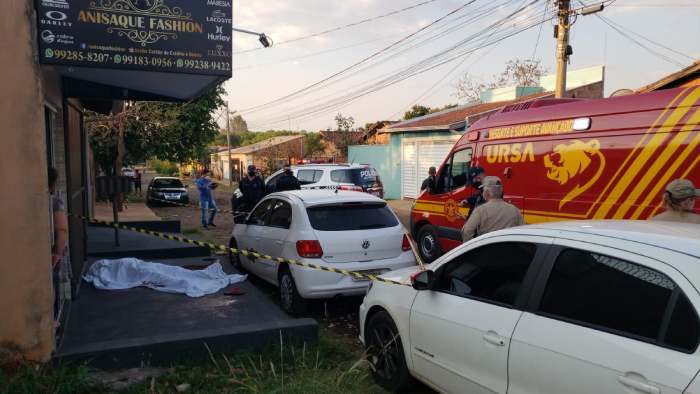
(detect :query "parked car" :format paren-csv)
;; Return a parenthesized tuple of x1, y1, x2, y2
(229, 190, 416, 314)
(233, 164, 384, 200)
(121, 166, 135, 178)
(360, 220, 700, 393)
(146, 177, 189, 205)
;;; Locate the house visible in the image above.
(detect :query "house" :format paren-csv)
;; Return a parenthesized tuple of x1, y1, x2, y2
(211, 135, 304, 180)
(637, 60, 700, 93)
(362, 121, 396, 145)
(349, 80, 605, 199)
(318, 130, 366, 162)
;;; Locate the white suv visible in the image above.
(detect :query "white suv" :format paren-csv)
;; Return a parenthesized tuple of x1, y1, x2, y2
(229, 190, 416, 315)
(360, 220, 700, 393)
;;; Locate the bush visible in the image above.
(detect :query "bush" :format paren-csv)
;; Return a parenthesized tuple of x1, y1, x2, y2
(151, 159, 179, 176)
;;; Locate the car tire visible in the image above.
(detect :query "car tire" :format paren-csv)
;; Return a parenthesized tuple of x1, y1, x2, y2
(278, 266, 307, 316)
(417, 225, 441, 263)
(228, 238, 246, 273)
(366, 311, 413, 392)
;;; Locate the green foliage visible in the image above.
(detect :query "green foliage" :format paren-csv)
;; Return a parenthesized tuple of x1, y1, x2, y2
(229, 114, 248, 133)
(87, 84, 225, 174)
(151, 159, 179, 176)
(404, 104, 432, 120)
(0, 363, 102, 394)
(304, 132, 325, 157)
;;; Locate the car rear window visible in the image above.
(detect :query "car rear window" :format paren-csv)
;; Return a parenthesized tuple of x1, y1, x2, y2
(330, 168, 379, 186)
(307, 203, 398, 231)
(153, 179, 183, 188)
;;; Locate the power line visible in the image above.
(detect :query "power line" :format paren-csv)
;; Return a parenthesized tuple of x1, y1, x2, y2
(531, 0, 549, 60)
(233, 0, 441, 55)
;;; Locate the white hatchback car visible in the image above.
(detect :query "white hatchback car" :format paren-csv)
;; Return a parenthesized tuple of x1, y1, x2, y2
(359, 220, 700, 394)
(229, 190, 416, 314)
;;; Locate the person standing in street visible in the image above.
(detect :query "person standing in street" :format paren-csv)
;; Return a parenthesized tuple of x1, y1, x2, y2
(239, 165, 266, 211)
(196, 169, 218, 229)
(461, 176, 524, 242)
(133, 169, 142, 196)
(420, 167, 437, 193)
(650, 179, 700, 224)
(276, 164, 301, 192)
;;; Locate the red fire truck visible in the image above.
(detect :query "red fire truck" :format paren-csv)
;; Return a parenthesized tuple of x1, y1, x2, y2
(410, 86, 700, 262)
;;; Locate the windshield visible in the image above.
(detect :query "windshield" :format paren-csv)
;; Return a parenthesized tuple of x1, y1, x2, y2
(307, 203, 398, 231)
(153, 179, 184, 188)
(330, 168, 379, 186)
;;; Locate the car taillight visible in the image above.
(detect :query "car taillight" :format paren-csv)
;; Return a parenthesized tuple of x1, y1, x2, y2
(296, 240, 323, 258)
(339, 185, 363, 192)
(402, 234, 411, 251)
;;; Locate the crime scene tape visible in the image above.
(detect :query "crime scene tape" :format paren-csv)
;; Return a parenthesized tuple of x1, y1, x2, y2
(78, 214, 410, 286)
(149, 197, 242, 215)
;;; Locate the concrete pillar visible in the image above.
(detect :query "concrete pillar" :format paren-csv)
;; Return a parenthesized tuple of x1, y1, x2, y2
(0, 0, 54, 361)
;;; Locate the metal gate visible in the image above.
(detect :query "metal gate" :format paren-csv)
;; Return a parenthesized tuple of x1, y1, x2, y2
(402, 139, 456, 199)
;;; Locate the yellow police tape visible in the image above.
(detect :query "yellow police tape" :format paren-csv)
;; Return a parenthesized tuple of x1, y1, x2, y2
(81, 215, 410, 286)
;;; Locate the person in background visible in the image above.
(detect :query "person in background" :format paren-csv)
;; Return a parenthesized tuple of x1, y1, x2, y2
(461, 176, 524, 242)
(651, 179, 700, 224)
(420, 167, 437, 193)
(49, 167, 68, 269)
(133, 169, 142, 196)
(196, 169, 218, 229)
(239, 165, 266, 211)
(276, 164, 301, 192)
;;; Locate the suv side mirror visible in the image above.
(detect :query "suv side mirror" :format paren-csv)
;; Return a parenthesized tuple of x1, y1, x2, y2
(411, 270, 434, 291)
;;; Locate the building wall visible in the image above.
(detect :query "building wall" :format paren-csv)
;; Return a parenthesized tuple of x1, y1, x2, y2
(0, 0, 54, 361)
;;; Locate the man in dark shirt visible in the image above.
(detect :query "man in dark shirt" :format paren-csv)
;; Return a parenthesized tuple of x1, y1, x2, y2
(238, 165, 265, 212)
(420, 166, 437, 193)
(461, 166, 486, 216)
(276, 164, 301, 192)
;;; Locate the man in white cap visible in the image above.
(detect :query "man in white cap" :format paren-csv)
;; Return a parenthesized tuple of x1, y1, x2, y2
(651, 179, 700, 224)
(461, 176, 524, 242)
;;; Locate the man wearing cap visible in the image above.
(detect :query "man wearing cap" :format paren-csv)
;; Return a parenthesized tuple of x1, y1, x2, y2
(461, 176, 524, 242)
(460, 166, 487, 214)
(276, 164, 301, 192)
(239, 165, 266, 212)
(651, 179, 700, 224)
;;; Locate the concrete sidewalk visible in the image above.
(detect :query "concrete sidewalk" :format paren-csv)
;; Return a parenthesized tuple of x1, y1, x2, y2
(95, 200, 160, 221)
(388, 199, 413, 231)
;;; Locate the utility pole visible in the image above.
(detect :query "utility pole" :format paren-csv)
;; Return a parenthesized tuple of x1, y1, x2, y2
(226, 101, 233, 187)
(554, 0, 571, 98)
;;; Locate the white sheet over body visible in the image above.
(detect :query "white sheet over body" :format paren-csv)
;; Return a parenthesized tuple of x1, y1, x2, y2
(84, 258, 247, 297)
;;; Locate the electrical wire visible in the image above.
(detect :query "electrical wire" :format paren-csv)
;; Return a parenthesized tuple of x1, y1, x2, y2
(234, 0, 442, 54)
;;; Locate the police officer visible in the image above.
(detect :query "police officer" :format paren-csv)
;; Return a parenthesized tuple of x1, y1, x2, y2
(238, 165, 265, 212)
(276, 164, 301, 192)
(460, 166, 486, 213)
(650, 179, 700, 224)
(421, 167, 437, 193)
(461, 176, 524, 242)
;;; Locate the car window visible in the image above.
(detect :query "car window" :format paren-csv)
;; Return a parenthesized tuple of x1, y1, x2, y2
(434, 242, 537, 307)
(153, 179, 183, 188)
(330, 168, 379, 186)
(248, 199, 274, 226)
(306, 203, 398, 231)
(298, 170, 322, 185)
(539, 249, 675, 343)
(663, 291, 699, 352)
(268, 200, 292, 229)
(437, 148, 472, 191)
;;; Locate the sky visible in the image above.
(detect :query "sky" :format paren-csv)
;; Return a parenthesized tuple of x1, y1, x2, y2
(224, 0, 700, 132)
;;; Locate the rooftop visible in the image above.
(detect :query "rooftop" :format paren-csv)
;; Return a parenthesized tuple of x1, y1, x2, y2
(637, 60, 700, 93)
(277, 189, 384, 205)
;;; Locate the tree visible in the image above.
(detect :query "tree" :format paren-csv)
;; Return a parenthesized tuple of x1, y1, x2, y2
(304, 132, 325, 157)
(404, 105, 432, 120)
(87, 84, 225, 174)
(230, 114, 248, 133)
(455, 58, 547, 102)
(334, 113, 355, 132)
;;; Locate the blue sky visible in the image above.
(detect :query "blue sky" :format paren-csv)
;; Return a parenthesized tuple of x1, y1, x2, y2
(225, 0, 700, 131)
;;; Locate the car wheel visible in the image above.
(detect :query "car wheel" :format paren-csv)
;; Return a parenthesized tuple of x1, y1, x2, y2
(417, 225, 441, 263)
(366, 311, 412, 392)
(278, 267, 307, 316)
(228, 238, 246, 273)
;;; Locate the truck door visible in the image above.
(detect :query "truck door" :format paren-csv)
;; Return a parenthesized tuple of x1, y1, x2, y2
(437, 146, 474, 248)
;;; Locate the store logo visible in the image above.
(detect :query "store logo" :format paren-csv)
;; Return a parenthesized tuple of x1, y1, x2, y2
(207, 9, 231, 24)
(45, 10, 67, 21)
(42, 0, 69, 9)
(208, 26, 230, 42)
(207, 0, 231, 7)
(41, 30, 56, 44)
(207, 44, 230, 58)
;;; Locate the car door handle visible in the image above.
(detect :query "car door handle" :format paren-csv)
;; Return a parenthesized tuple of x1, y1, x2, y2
(617, 376, 660, 394)
(482, 331, 506, 347)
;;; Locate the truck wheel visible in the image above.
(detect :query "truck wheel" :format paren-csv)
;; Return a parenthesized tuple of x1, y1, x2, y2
(278, 267, 307, 316)
(228, 238, 246, 273)
(417, 225, 441, 263)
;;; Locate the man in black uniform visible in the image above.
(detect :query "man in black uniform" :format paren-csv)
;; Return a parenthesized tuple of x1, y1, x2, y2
(420, 166, 437, 193)
(276, 164, 301, 191)
(460, 166, 486, 215)
(237, 165, 265, 214)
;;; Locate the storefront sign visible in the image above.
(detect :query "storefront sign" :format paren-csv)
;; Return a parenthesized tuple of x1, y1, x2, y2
(36, 0, 232, 77)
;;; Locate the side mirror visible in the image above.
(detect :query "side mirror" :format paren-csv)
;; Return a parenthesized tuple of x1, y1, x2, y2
(411, 270, 434, 291)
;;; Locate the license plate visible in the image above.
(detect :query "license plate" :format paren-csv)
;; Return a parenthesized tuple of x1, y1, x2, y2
(165, 194, 179, 199)
(352, 270, 385, 282)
